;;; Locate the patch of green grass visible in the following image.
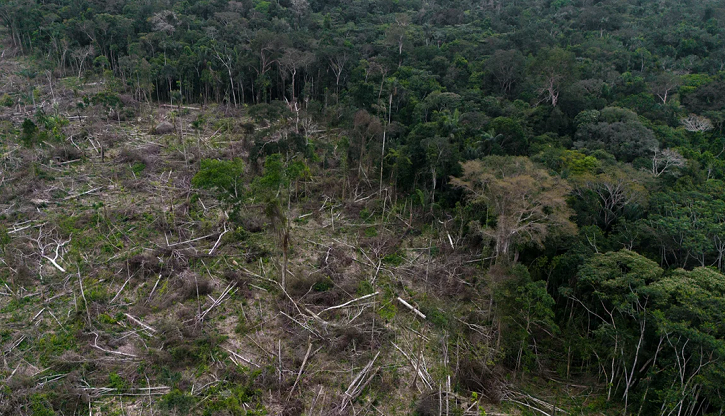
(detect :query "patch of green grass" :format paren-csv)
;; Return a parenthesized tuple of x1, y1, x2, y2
(0, 225, 10, 246)
(383, 252, 405, 266)
(98, 313, 117, 325)
(31, 162, 54, 181)
(159, 389, 196, 413)
(0, 94, 14, 107)
(130, 162, 146, 175)
(1, 296, 31, 313)
(56, 215, 86, 235)
(427, 308, 450, 329)
(108, 372, 128, 390)
(37, 331, 77, 366)
(359, 208, 374, 222)
(228, 226, 249, 242)
(357, 280, 374, 296)
(235, 313, 249, 335)
(154, 366, 183, 387)
(203, 368, 266, 415)
(29, 393, 57, 416)
(85, 284, 110, 302)
(293, 216, 310, 225)
(100, 241, 123, 254)
(378, 301, 397, 321)
(313, 277, 334, 292)
(168, 333, 227, 368)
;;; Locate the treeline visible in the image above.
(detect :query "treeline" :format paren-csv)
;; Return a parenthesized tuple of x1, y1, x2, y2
(2, 0, 724, 108)
(4, 0, 725, 414)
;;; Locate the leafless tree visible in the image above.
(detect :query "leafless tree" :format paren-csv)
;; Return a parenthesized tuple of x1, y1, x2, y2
(72, 45, 95, 79)
(265, 200, 290, 289)
(541, 76, 561, 107)
(150, 10, 178, 34)
(681, 114, 714, 132)
(328, 52, 349, 96)
(385, 14, 410, 67)
(658, 333, 715, 416)
(621, 295, 649, 414)
(572, 167, 649, 229)
(214, 45, 238, 107)
(651, 148, 685, 177)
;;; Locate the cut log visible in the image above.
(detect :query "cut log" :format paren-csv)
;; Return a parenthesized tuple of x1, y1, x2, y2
(397, 297, 426, 319)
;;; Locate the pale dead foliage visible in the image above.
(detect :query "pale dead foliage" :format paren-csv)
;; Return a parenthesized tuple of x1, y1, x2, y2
(451, 156, 575, 260)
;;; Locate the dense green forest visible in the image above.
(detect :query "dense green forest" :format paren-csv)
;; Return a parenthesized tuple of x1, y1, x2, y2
(1, 0, 725, 414)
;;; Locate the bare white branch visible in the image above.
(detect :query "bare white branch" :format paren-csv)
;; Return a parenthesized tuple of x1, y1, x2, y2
(681, 114, 713, 132)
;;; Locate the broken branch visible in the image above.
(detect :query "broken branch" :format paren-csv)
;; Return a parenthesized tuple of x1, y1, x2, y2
(397, 297, 426, 319)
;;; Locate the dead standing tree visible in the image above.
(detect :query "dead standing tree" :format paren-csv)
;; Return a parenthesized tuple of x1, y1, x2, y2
(72, 45, 95, 79)
(328, 51, 349, 101)
(571, 166, 649, 229)
(681, 114, 714, 132)
(651, 148, 685, 177)
(214, 45, 238, 107)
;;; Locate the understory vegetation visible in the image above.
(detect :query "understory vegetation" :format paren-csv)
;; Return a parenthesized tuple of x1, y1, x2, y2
(1, 0, 725, 414)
